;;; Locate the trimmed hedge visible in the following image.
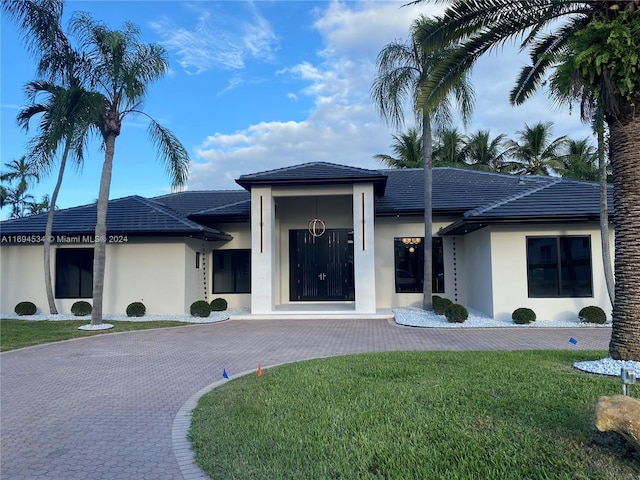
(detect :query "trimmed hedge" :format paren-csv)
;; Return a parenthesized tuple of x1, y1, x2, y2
(71, 301, 92, 316)
(433, 297, 453, 315)
(579, 306, 607, 324)
(445, 304, 468, 323)
(512, 307, 536, 325)
(190, 300, 211, 318)
(14, 301, 37, 316)
(126, 302, 146, 317)
(210, 298, 228, 312)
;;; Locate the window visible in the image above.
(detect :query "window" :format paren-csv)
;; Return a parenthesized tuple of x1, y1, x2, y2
(394, 237, 444, 293)
(56, 248, 93, 298)
(527, 236, 593, 297)
(213, 250, 251, 293)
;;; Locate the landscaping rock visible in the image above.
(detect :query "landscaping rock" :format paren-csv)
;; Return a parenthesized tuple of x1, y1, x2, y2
(595, 395, 640, 453)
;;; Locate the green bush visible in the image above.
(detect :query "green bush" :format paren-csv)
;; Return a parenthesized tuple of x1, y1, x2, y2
(71, 301, 92, 316)
(190, 300, 211, 318)
(14, 301, 37, 316)
(126, 302, 146, 317)
(445, 304, 468, 323)
(578, 306, 607, 324)
(210, 297, 228, 312)
(433, 297, 453, 315)
(512, 307, 536, 325)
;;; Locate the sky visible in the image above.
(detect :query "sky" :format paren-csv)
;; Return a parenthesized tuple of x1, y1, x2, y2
(0, 0, 594, 216)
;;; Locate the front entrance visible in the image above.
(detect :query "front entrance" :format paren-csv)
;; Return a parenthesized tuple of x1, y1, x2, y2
(290, 229, 355, 301)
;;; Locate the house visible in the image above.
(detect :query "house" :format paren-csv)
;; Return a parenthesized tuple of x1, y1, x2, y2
(0, 162, 614, 322)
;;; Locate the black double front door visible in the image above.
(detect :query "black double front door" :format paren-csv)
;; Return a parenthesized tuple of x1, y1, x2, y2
(290, 229, 355, 301)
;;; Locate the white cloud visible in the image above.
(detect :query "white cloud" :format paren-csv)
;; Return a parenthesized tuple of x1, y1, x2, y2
(149, 3, 278, 74)
(187, 0, 593, 192)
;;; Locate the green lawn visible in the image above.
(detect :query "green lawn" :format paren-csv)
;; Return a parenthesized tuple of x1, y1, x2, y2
(0, 318, 187, 351)
(189, 350, 640, 479)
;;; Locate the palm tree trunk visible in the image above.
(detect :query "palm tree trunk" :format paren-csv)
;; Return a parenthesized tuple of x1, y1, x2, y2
(597, 116, 614, 304)
(422, 112, 433, 311)
(608, 99, 640, 361)
(43, 138, 72, 314)
(91, 133, 116, 325)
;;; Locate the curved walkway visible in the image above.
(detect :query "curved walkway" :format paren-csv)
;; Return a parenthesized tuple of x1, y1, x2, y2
(1, 319, 610, 479)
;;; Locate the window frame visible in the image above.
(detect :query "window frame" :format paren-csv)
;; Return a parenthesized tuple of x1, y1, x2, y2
(212, 249, 251, 294)
(394, 237, 444, 294)
(55, 248, 94, 299)
(526, 235, 593, 298)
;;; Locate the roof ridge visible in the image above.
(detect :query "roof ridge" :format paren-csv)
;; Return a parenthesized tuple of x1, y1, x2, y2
(132, 196, 220, 232)
(191, 197, 251, 216)
(464, 176, 562, 218)
(238, 161, 384, 178)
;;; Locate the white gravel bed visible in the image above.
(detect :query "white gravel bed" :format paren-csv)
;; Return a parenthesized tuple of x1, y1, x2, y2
(1, 310, 237, 324)
(393, 307, 612, 328)
(394, 307, 638, 378)
(573, 357, 640, 377)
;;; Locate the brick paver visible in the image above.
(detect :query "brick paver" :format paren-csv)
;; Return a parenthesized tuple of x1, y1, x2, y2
(0, 319, 610, 479)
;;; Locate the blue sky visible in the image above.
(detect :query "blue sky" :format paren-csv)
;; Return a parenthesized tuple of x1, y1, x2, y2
(1, 0, 593, 216)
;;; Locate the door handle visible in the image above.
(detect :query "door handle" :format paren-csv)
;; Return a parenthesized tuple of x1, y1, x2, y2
(318, 273, 327, 280)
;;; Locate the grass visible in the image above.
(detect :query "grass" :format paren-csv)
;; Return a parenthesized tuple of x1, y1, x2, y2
(0, 318, 188, 352)
(189, 350, 640, 480)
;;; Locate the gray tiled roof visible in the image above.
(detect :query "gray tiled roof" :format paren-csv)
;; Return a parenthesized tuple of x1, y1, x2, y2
(152, 190, 249, 216)
(376, 167, 557, 215)
(1, 165, 613, 239)
(0, 195, 231, 240)
(236, 162, 388, 195)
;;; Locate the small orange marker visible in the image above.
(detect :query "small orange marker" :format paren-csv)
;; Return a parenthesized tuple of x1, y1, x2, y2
(257, 364, 263, 377)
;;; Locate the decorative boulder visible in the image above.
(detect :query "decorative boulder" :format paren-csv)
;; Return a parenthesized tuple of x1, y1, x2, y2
(595, 395, 640, 453)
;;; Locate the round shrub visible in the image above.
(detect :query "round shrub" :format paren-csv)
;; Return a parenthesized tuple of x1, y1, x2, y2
(579, 306, 607, 324)
(210, 297, 228, 312)
(14, 301, 37, 316)
(190, 300, 211, 318)
(126, 302, 146, 317)
(512, 307, 536, 325)
(433, 297, 453, 315)
(445, 303, 468, 323)
(71, 301, 92, 316)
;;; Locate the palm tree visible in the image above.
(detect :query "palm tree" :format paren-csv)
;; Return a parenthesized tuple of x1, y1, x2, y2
(549, 47, 615, 305)
(464, 130, 509, 172)
(4, 0, 103, 314)
(560, 138, 599, 181)
(502, 122, 567, 176)
(69, 13, 190, 325)
(432, 128, 468, 167)
(18, 79, 103, 314)
(26, 194, 53, 216)
(371, 15, 474, 310)
(374, 127, 423, 168)
(415, 0, 640, 360)
(3, 188, 35, 219)
(2, 156, 40, 195)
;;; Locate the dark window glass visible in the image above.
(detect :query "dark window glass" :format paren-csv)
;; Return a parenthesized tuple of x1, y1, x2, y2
(56, 249, 93, 298)
(527, 236, 592, 297)
(213, 250, 251, 294)
(394, 237, 444, 293)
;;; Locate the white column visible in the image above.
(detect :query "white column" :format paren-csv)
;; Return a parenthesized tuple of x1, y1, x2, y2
(352, 184, 376, 313)
(250, 187, 275, 314)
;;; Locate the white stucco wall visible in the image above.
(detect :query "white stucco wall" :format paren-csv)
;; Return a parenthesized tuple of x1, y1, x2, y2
(461, 228, 494, 316)
(489, 224, 613, 322)
(0, 237, 210, 316)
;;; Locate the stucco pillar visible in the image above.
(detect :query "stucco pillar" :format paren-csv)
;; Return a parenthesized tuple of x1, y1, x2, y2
(250, 187, 275, 313)
(352, 184, 376, 313)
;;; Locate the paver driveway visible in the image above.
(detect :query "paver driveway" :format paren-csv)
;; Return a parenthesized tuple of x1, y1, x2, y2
(1, 318, 610, 479)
